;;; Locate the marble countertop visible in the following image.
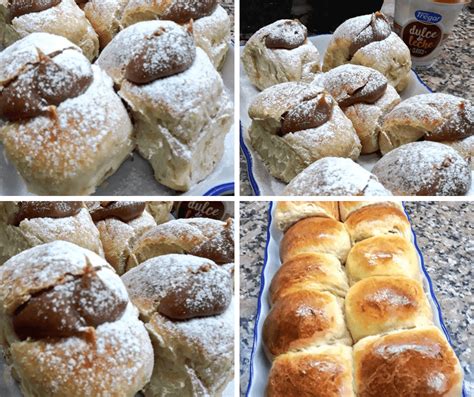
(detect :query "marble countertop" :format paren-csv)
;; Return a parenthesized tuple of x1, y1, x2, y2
(239, 2, 473, 195)
(240, 201, 473, 396)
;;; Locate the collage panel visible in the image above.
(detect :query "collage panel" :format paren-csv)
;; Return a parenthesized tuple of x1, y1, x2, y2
(240, 200, 472, 396)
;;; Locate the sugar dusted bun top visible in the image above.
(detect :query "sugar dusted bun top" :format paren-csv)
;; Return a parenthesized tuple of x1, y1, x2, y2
(264, 19, 308, 50)
(9, 0, 62, 19)
(8, 201, 83, 226)
(348, 12, 391, 57)
(161, 0, 218, 24)
(89, 201, 146, 223)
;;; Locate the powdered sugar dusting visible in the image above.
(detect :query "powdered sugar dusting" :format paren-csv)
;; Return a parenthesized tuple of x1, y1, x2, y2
(366, 288, 412, 306)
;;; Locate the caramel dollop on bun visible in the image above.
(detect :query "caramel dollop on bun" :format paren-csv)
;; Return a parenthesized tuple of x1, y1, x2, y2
(349, 12, 391, 57)
(161, 0, 218, 24)
(265, 19, 308, 50)
(89, 201, 146, 223)
(125, 25, 196, 84)
(9, 201, 83, 226)
(13, 267, 128, 340)
(9, 0, 61, 19)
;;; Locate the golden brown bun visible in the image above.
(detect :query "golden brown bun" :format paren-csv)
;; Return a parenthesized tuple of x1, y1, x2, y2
(346, 235, 420, 284)
(339, 201, 403, 222)
(345, 276, 433, 342)
(280, 217, 351, 264)
(344, 204, 411, 243)
(267, 344, 355, 397)
(262, 289, 351, 359)
(269, 253, 349, 304)
(275, 201, 340, 232)
(353, 326, 463, 397)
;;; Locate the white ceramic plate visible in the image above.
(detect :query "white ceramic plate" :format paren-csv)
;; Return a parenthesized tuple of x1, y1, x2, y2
(240, 35, 473, 196)
(244, 202, 467, 397)
(0, 46, 235, 197)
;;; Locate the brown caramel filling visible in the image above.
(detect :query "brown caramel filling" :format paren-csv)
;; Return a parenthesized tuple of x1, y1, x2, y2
(89, 201, 146, 223)
(8, 201, 82, 226)
(349, 12, 391, 57)
(265, 20, 307, 50)
(336, 71, 387, 108)
(9, 0, 62, 19)
(13, 266, 127, 340)
(161, 0, 217, 24)
(190, 218, 234, 264)
(279, 93, 334, 136)
(428, 102, 474, 141)
(125, 27, 196, 84)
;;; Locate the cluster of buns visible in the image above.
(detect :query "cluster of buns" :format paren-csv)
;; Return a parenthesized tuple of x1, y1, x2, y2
(0, 201, 235, 396)
(265, 201, 463, 396)
(243, 13, 473, 196)
(0, 1, 232, 194)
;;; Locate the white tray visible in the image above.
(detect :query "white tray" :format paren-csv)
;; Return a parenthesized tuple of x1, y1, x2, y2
(240, 35, 474, 196)
(244, 201, 467, 397)
(0, 46, 235, 197)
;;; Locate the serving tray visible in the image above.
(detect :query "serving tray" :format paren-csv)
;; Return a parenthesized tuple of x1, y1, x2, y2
(240, 35, 473, 196)
(244, 201, 467, 397)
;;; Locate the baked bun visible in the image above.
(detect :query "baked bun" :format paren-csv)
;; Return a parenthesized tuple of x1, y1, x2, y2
(146, 201, 173, 224)
(372, 141, 472, 196)
(313, 64, 401, 153)
(280, 217, 351, 264)
(267, 344, 355, 397)
(353, 326, 463, 397)
(0, 202, 103, 264)
(0, 241, 154, 397)
(442, 136, 474, 170)
(96, 21, 232, 192)
(128, 217, 234, 269)
(323, 12, 412, 92)
(344, 203, 411, 243)
(248, 83, 361, 183)
(379, 93, 473, 155)
(275, 201, 339, 231)
(0, 33, 134, 195)
(339, 201, 403, 222)
(346, 235, 420, 284)
(88, 202, 156, 275)
(283, 157, 392, 196)
(242, 19, 321, 90)
(262, 289, 351, 359)
(269, 253, 349, 304)
(122, 254, 234, 396)
(345, 276, 433, 342)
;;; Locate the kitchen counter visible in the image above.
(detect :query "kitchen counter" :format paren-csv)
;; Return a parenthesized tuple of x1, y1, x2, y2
(239, 201, 473, 396)
(239, 2, 473, 195)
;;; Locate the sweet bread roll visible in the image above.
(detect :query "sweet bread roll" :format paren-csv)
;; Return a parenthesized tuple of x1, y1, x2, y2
(339, 201, 403, 222)
(88, 202, 156, 275)
(372, 141, 472, 196)
(146, 201, 173, 224)
(8, 0, 99, 60)
(0, 33, 134, 195)
(313, 64, 401, 153)
(323, 12, 412, 92)
(128, 217, 234, 269)
(353, 326, 463, 397)
(242, 19, 321, 90)
(275, 201, 339, 231)
(345, 276, 433, 342)
(280, 217, 351, 264)
(346, 235, 420, 284)
(283, 157, 392, 196)
(248, 83, 361, 183)
(122, 254, 234, 397)
(379, 93, 473, 155)
(0, 202, 103, 264)
(344, 204, 411, 243)
(267, 344, 355, 397)
(262, 289, 351, 359)
(0, 241, 154, 397)
(269, 253, 349, 304)
(96, 21, 232, 191)
(442, 136, 474, 170)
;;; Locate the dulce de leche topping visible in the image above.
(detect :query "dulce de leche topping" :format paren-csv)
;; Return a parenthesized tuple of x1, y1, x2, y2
(428, 102, 474, 141)
(161, 0, 218, 24)
(9, 201, 82, 226)
(265, 20, 308, 50)
(12, 266, 127, 340)
(125, 26, 196, 84)
(279, 93, 334, 135)
(349, 12, 391, 57)
(89, 201, 146, 223)
(9, 0, 62, 19)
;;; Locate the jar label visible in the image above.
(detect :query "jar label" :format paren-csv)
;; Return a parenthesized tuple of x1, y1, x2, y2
(402, 21, 443, 57)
